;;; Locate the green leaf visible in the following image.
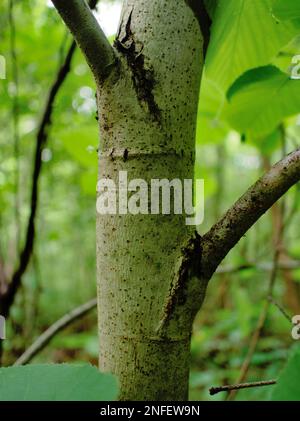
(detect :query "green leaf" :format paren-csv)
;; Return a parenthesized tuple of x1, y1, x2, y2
(0, 364, 118, 401)
(273, 0, 300, 22)
(272, 36, 300, 75)
(196, 75, 229, 145)
(223, 65, 300, 137)
(271, 347, 300, 400)
(206, 0, 299, 91)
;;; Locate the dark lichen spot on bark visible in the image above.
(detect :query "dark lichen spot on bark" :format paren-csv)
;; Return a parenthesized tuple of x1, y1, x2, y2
(114, 10, 161, 123)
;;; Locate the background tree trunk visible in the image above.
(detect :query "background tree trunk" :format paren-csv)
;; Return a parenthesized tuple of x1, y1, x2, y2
(96, 0, 204, 400)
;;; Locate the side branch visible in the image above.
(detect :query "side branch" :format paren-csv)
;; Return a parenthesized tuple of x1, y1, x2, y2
(201, 149, 300, 280)
(185, 0, 212, 56)
(52, 0, 116, 82)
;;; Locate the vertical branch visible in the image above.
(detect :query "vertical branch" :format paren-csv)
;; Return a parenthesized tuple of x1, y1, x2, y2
(0, 41, 77, 320)
(0, 0, 101, 366)
(0, 0, 101, 320)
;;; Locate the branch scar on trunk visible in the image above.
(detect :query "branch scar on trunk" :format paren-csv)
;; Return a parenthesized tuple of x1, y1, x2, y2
(156, 232, 202, 336)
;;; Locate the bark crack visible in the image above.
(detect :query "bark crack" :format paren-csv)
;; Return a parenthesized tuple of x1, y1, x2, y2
(114, 9, 161, 123)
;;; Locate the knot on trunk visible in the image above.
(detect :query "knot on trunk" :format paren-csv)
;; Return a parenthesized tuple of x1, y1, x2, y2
(156, 231, 204, 337)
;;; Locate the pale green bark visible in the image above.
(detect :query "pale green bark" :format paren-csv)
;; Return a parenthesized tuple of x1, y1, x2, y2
(96, 0, 204, 400)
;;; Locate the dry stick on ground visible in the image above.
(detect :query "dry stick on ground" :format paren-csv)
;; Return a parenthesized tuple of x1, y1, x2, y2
(210, 380, 277, 396)
(14, 298, 97, 366)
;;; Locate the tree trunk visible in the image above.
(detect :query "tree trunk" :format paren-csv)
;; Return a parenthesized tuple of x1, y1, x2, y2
(96, 0, 204, 400)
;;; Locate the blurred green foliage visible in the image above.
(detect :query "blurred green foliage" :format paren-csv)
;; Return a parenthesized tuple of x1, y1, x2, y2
(0, 364, 118, 401)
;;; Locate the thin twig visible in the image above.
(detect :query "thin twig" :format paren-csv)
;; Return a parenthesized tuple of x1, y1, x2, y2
(267, 295, 292, 323)
(210, 380, 277, 396)
(14, 298, 97, 366)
